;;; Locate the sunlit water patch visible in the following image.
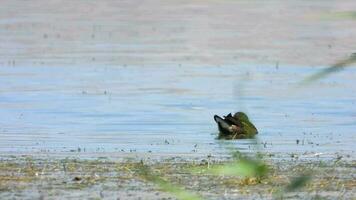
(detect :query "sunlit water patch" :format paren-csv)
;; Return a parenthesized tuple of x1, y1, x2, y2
(0, 64, 355, 160)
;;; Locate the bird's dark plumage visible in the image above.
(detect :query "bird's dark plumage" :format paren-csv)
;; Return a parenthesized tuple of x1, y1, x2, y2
(214, 112, 258, 139)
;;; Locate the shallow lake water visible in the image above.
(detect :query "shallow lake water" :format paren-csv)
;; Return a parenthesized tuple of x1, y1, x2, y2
(0, 63, 355, 160)
(1, 0, 356, 161)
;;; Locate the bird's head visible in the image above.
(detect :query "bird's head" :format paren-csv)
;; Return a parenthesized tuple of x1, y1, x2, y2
(234, 112, 258, 135)
(233, 112, 249, 122)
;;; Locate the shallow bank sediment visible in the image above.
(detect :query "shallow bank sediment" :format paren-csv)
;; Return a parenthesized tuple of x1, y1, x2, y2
(0, 155, 355, 199)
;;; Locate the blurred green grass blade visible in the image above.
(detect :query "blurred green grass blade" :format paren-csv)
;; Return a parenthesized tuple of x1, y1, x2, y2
(302, 66, 343, 84)
(301, 54, 356, 85)
(155, 180, 202, 200)
(285, 174, 311, 192)
(321, 11, 356, 20)
(195, 159, 268, 178)
(274, 173, 312, 198)
(137, 163, 203, 200)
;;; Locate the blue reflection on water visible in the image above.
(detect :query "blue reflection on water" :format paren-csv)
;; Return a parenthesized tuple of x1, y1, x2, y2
(0, 64, 355, 159)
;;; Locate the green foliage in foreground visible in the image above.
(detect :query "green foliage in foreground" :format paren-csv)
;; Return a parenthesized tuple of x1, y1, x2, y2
(274, 173, 312, 199)
(301, 54, 356, 85)
(285, 174, 312, 192)
(137, 161, 203, 200)
(192, 157, 268, 178)
(301, 10, 356, 85)
(137, 152, 311, 200)
(321, 11, 356, 20)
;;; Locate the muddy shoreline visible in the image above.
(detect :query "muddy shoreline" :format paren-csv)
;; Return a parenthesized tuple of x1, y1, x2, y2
(0, 155, 355, 199)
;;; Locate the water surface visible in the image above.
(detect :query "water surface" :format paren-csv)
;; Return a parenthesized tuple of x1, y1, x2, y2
(0, 64, 355, 160)
(1, 0, 356, 160)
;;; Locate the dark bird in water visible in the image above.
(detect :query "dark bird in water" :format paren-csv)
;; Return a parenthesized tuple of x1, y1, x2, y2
(214, 112, 258, 139)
